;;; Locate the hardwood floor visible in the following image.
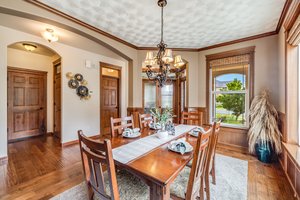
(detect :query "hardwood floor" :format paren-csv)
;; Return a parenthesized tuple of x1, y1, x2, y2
(0, 136, 296, 200)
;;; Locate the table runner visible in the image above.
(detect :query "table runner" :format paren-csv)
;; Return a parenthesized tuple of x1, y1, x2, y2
(112, 124, 196, 164)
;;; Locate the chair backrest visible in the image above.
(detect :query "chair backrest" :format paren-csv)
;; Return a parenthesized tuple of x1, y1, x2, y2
(186, 127, 212, 199)
(206, 120, 221, 173)
(181, 111, 203, 126)
(138, 113, 154, 129)
(78, 130, 119, 200)
(110, 115, 134, 137)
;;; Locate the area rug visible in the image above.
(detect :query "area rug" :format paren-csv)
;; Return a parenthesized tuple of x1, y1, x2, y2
(51, 154, 248, 200)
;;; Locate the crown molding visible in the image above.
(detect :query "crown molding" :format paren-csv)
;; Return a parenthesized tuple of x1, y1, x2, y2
(24, 0, 288, 52)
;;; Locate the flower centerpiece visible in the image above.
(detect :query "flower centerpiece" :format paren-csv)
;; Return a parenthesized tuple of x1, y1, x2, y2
(150, 107, 173, 139)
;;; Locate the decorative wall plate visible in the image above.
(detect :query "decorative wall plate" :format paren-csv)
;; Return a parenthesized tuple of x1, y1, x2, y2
(76, 85, 89, 97)
(68, 79, 79, 89)
(74, 73, 83, 82)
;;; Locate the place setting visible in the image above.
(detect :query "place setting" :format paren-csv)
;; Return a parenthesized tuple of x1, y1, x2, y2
(168, 138, 193, 155)
(188, 126, 205, 137)
(122, 128, 141, 138)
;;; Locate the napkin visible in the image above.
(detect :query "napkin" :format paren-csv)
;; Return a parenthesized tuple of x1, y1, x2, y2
(169, 138, 188, 155)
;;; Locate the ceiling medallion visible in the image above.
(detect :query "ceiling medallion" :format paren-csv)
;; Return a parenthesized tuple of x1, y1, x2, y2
(144, 0, 185, 87)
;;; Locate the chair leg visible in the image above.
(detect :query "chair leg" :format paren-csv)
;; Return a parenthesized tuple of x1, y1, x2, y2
(205, 174, 210, 200)
(211, 159, 216, 185)
(199, 176, 205, 200)
(86, 183, 94, 200)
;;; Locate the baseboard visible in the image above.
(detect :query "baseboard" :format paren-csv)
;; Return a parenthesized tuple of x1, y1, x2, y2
(61, 134, 100, 147)
(0, 156, 8, 165)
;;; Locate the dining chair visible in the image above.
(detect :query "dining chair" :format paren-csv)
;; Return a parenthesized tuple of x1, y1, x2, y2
(204, 120, 221, 200)
(110, 115, 134, 137)
(138, 113, 154, 129)
(78, 130, 148, 200)
(170, 127, 212, 200)
(181, 111, 203, 126)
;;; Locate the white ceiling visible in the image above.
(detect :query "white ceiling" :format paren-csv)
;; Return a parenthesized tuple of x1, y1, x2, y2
(39, 0, 285, 48)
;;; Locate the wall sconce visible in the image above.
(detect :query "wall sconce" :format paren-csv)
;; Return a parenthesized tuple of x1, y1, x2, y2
(42, 28, 59, 42)
(23, 43, 37, 52)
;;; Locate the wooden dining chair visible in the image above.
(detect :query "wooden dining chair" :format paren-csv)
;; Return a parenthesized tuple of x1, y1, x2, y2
(110, 115, 134, 137)
(138, 113, 154, 129)
(170, 127, 212, 200)
(78, 130, 119, 200)
(204, 120, 221, 200)
(181, 111, 203, 126)
(78, 130, 149, 200)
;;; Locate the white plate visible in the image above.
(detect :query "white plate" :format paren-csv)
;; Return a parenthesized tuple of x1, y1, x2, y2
(122, 132, 141, 138)
(167, 142, 193, 154)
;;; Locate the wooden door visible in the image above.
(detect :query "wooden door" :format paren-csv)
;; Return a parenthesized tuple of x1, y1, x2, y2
(7, 68, 47, 141)
(101, 76, 120, 135)
(53, 61, 61, 139)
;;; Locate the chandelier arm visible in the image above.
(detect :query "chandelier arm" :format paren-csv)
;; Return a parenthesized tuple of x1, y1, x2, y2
(161, 6, 164, 43)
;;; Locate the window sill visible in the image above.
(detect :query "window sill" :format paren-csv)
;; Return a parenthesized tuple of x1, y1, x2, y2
(282, 142, 300, 169)
(220, 124, 249, 130)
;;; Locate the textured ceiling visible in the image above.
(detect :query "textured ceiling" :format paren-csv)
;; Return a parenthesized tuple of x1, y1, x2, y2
(38, 0, 285, 48)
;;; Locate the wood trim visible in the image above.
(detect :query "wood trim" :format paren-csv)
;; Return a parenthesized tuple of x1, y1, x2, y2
(100, 62, 122, 134)
(205, 47, 255, 126)
(53, 59, 61, 141)
(198, 32, 276, 51)
(24, 0, 288, 52)
(276, 0, 293, 33)
(61, 135, 99, 147)
(284, 0, 300, 31)
(0, 156, 8, 165)
(280, 144, 300, 199)
(205, 46, 256, 60)
(7, 66, 48, 75)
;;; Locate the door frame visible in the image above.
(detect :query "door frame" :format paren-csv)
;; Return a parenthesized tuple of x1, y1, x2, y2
(7, 66, 47, 142)
(100, 62, 122, 134)
(53, 58, 62, 141)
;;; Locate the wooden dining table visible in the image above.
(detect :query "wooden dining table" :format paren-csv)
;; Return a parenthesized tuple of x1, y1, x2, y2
(101, 126, 200, 200)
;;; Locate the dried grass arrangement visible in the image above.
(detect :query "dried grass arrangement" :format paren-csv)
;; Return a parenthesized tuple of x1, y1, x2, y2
(248, 90, 282, 154)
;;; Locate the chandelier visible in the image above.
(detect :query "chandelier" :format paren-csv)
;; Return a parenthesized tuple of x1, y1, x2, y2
(144, 0, 185, 87)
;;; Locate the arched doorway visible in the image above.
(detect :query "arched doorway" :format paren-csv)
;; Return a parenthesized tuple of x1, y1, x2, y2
(7, 41, 61, 142)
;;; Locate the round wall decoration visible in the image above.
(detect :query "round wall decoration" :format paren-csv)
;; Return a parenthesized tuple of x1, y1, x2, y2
(68, 79, 79, 89)
(66, 72, 91, 100)
(76, 86, 89, 98)
(74, 73, 83, 81)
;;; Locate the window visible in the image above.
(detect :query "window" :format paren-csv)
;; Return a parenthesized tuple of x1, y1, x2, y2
(207, 47, 254, 128)
(211, 66, 249, 127)
(142, 80, 175, 113)
(143, 81, 157, 113)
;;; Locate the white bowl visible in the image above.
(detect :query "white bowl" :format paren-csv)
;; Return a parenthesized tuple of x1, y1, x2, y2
(157, 130, 168, 139)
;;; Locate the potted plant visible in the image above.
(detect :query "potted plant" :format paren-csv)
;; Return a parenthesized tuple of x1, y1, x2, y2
(150, 107, 173, 139)
(248, 90, 282, 163)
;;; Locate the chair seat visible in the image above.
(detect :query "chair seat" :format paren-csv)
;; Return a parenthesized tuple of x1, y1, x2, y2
(95, 170, 149, 200)
(170, 166, 191, 199)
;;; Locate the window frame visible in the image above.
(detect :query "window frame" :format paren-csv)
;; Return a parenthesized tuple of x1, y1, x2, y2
(206, 46, 255, 128)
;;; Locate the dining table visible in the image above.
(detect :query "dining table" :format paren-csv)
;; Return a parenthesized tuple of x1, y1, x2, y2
(102, 124, 201, 200)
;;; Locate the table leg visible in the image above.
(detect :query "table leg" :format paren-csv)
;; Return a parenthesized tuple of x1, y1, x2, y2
(150, 182, 170, 200)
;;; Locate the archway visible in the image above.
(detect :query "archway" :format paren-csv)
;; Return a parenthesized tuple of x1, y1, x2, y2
(7, 41, 62, 142)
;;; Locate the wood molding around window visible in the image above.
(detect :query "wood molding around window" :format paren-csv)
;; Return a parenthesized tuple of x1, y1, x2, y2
(205, 46, 255, 126)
